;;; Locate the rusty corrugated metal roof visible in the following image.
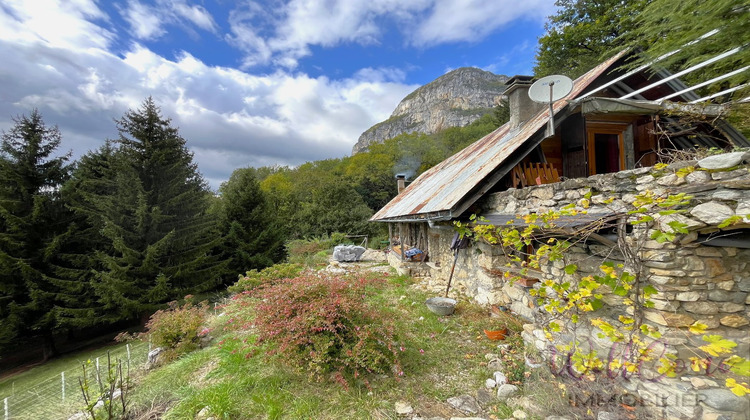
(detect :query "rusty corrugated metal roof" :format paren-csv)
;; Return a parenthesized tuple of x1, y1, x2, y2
(371, 52, 626, 222)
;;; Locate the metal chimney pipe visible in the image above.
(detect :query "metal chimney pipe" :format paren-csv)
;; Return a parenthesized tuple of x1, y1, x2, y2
(396, 174, 406, 194)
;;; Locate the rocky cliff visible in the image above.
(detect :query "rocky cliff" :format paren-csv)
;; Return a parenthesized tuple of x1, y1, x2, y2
(352, 67, 509, 154)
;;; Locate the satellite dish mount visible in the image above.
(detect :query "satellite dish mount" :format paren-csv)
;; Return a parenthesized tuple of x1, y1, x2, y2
(528, 75, 573, 137)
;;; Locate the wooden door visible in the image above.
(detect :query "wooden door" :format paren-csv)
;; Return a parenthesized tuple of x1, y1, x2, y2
(586, 122, 627, 175)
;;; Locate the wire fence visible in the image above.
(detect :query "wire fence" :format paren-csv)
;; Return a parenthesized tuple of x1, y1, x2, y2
(1, 341, 150, 420)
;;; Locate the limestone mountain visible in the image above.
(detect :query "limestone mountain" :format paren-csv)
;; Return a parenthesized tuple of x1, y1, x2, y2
(352, 67, 509, 154)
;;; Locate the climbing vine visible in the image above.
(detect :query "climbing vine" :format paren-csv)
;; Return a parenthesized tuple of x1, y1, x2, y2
(455, 184, 750, 396)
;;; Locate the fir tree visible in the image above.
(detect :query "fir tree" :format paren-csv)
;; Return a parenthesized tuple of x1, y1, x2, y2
(93, 98, 222, 320)
(47, 145, 116, 328)
(0, 110, 70, 356)
(218, 169, 284, 279)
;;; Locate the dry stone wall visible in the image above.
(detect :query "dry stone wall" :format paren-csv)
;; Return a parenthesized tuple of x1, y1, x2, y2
(418, 152, 750, 420)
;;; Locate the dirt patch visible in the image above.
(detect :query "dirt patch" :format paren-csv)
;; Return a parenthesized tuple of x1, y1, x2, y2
(413, 396, 465, 418)
(190, 358, 219, 388)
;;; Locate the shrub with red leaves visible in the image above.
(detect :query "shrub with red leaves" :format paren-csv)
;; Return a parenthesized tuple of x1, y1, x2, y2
(251, 271, 401, 384)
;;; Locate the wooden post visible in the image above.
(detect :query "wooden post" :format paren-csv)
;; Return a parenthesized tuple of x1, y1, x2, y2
(399, 223, 405, 261)
(96, 357, 102, 392)
(61, 372, 65, 401)
(127, 343, 131, 363)
(4, 396, 8, 420)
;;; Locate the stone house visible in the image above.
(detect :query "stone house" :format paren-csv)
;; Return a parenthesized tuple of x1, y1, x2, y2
(371, 51, 750, 419)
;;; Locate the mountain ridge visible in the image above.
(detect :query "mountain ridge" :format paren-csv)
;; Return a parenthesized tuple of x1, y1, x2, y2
(352, 67, 509, 154)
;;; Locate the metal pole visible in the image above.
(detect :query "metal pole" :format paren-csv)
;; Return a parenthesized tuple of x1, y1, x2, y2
(96, 357, 101, 391)
(61, 372, 65, 401)
(4, 397, 8, 420)
(127, 343, 131, 363)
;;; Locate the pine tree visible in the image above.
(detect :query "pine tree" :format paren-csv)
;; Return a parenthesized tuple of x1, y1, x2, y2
(218, 169, 284, 278)
(92, 98, 222, 320)
(0, 110, 70, 356)
(47, 145, 116, 328)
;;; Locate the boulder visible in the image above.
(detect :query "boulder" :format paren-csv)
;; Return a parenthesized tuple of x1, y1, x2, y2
(145, 347, 165, 370)
(332, 245, 366, 262)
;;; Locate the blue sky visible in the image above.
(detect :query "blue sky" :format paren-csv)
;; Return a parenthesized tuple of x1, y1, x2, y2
(0, 0, 556, 189)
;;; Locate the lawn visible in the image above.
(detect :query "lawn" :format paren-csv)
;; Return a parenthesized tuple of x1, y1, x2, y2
(0, 340, 149, 420)
(127, 271, 531, 419)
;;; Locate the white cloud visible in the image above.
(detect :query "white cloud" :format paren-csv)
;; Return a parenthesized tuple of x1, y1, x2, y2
(0, 0, 113, 49)
(121, 0, 165, 40)
(0, 6, 415, 189)
(120, 0, 218, 41)
(227, 0, 554, 68)
(412, 0, 554, 46)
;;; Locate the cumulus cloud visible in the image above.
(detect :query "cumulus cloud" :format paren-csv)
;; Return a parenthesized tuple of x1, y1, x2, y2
(0, 13, 415, 189)
(0, 0, 550, 189)
(227, 0, 554, 68)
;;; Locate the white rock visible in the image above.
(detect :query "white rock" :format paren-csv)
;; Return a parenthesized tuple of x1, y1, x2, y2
(196, 406, 212, 420)
(493, 371, 507, 385)
(697, 152, 746, 170)
(597, 411, 618, 420)
(446, 395, 481, 414)
(513, 410, 528, 419)
(496, 384, 519, 400)
(690, 202, 735, 225)
(395, 400, 413, 415)
(485, 378, 497, 388)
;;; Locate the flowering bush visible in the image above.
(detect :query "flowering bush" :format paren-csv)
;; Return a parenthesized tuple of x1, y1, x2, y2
(251, 271, 401, 385)
(144, 298, 208, 361)
(228, 263, 305, 293)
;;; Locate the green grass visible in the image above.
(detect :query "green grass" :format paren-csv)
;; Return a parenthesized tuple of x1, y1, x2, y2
(128, 272, 529, 419)
(0, 340, 149, 419)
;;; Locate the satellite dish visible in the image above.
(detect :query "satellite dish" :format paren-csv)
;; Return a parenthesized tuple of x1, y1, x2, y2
(528, 75, 573, 137)
(528, 75, 573, 103)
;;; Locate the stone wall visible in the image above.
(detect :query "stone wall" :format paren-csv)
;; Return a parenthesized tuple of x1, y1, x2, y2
(406, 152, 750, 420)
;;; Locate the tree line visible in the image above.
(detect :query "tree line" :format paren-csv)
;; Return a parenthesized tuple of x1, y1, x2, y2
(0, 100, 505, 358)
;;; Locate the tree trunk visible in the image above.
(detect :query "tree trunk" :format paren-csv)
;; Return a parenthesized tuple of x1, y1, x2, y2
(41, 330, 58, 362)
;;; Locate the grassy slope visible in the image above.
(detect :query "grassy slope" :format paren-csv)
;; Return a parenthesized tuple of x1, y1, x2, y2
(0, 341, 149, 420)
(129, 274, 527, 419)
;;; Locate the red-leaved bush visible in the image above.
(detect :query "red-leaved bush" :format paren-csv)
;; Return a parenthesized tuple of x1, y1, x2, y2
(251, 272, 401, 385)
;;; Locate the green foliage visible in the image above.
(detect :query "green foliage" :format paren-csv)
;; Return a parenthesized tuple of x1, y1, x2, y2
(457, 188, 749, 391)
(217, 168, 284, 279)
(285, 233, 348, 266)
(143, 299, 208, 362)
(227, 263, 306, 293)
(250, 114, 498, 242)
(0, 109, 71, 354)
(89, 98, 223, 321)
(534, 0, 648, 78)
(492, 97, 510, 128)
(624, 0, 750, 89)
(78, 353, 129, 420)
(247, 272, 402, 385)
